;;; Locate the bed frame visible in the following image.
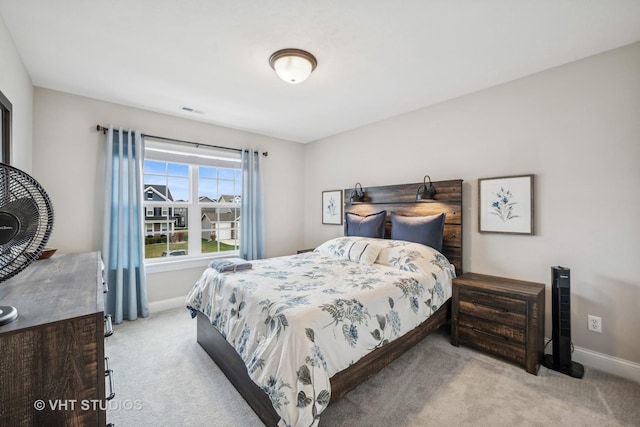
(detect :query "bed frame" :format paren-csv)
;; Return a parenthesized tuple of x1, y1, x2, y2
(196, 179, 463, 426)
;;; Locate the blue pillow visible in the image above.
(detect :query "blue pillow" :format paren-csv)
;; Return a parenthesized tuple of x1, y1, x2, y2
(345, 211, 387, 238)
(390, 212, 446, 252)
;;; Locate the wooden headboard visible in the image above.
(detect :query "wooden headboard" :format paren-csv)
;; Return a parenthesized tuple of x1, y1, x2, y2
(343, 179, 463, 273)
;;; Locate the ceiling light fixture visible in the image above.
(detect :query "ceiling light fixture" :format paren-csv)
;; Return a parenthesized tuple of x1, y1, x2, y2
(269, 48, 317, 84)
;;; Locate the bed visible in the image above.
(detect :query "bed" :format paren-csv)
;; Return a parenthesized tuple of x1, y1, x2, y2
(186, 179, 463, 427)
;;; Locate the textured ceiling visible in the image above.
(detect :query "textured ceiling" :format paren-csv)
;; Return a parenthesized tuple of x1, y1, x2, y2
(1, 0, 639, 143)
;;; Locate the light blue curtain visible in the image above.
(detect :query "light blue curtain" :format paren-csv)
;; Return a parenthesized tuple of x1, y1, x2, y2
(102, 126, 149, 324)
(240, 149, 265, 260)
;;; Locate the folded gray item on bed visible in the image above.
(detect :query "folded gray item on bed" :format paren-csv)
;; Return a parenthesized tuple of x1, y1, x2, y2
(208, 257, 252, 272)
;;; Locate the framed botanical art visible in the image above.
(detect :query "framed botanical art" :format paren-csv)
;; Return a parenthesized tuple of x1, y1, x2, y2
(322, 190, 343, 225)
(478, 174, 534, 235)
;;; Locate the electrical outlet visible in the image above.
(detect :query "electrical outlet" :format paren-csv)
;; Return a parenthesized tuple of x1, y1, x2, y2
(588, 315, 602, 333)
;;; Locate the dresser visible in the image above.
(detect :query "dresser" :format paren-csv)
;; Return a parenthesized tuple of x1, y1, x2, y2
(0, 252, 111, 426)
(451, 272, 545, 375)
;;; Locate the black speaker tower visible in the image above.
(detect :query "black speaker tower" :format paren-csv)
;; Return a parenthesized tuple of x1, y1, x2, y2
(543, 266, 584, 378)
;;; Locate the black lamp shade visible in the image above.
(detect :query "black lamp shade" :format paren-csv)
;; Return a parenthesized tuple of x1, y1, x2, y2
(351, 183, 365, 203)
(416, 175, 436, 201)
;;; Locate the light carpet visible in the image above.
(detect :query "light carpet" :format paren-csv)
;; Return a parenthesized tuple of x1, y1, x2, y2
(105, 308, 640, 426)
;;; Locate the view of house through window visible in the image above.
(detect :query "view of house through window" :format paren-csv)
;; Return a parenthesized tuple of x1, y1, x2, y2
(143, 141, 242, 260)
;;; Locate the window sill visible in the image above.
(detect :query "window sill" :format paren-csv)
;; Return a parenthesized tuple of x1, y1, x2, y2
(145, 252, 240, 274)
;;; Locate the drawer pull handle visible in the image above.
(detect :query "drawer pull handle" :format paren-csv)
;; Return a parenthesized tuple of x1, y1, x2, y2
(103, 279, 109, 294)
(104, 315, 114, 337)
(105, 364, 115, 401)
(472, 327, 508, 341)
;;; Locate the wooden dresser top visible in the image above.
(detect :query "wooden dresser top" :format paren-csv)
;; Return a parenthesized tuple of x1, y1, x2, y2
(0, 252, 103, 334)
(454, 272, 545, 299)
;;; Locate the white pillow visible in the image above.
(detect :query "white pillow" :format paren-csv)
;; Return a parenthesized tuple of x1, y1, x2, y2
(315, 237, 383, 265)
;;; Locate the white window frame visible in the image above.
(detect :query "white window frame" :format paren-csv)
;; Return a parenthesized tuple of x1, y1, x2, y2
(143, 140, 242, 272)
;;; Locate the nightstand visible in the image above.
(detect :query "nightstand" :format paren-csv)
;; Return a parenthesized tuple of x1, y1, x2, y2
(451, 272, 545, 375)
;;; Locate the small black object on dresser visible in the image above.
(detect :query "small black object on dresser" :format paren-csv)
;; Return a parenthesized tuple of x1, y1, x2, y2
(451, 272, 545, 375)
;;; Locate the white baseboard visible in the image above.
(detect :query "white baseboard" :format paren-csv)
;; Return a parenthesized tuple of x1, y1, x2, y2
(544, 337, 640, 384)
(572, 344, 640, 384)
(148, 296, 186, 313)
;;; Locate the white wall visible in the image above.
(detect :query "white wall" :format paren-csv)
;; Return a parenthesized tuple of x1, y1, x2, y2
(32, 88, 305, 304)
(304, 43, 640, 364)
(0, 13, 33, 170)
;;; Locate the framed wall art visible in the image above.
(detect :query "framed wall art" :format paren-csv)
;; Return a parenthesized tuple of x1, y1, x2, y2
(322, 190, 343, 225)
(478, 174, 534, 235)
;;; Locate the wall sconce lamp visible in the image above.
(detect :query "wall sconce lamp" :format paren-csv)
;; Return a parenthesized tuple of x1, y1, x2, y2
(416, 175, 436, 201)
(269, 48, 317, 84)
(351, 182, 365, 203)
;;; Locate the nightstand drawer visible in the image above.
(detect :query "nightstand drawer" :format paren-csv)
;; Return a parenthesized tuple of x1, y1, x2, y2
(458, 298, 526, 329)
(458, 313, 525, 344)
(459, 288, 527, 315)
(459, 326, 526, 365)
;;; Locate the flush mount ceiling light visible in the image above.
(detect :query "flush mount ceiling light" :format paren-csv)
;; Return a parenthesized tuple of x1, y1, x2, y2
(269, 48, 317, 84)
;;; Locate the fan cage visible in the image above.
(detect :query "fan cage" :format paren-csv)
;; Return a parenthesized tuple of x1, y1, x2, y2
(0, 164, 54, 283)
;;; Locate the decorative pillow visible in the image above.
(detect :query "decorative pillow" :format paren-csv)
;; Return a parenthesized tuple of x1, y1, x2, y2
(345, 211, 387, 238)
(375, 239, 455, 278)
(315, 237, 382, 265)
(391, 212, 446, 252)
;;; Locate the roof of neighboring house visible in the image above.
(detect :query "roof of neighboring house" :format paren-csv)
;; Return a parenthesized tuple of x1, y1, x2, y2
(218, 195, 241, 203)
(144, 185, 173, 201)
(202, 210, 238, 223)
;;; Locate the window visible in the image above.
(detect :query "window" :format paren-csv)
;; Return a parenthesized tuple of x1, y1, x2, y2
(143, 139, 242, 261)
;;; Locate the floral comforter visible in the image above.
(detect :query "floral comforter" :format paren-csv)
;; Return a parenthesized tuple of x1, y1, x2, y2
(185, 237, 455, 427)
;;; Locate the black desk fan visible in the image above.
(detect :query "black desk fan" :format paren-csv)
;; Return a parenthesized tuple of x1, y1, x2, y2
(0, 163, 54, 325)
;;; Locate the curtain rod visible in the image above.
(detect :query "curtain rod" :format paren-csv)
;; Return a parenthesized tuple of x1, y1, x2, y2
(96, 125, 268, 157)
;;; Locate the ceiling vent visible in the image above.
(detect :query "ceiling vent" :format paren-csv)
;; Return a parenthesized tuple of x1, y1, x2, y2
(180, 106, 205, 114)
